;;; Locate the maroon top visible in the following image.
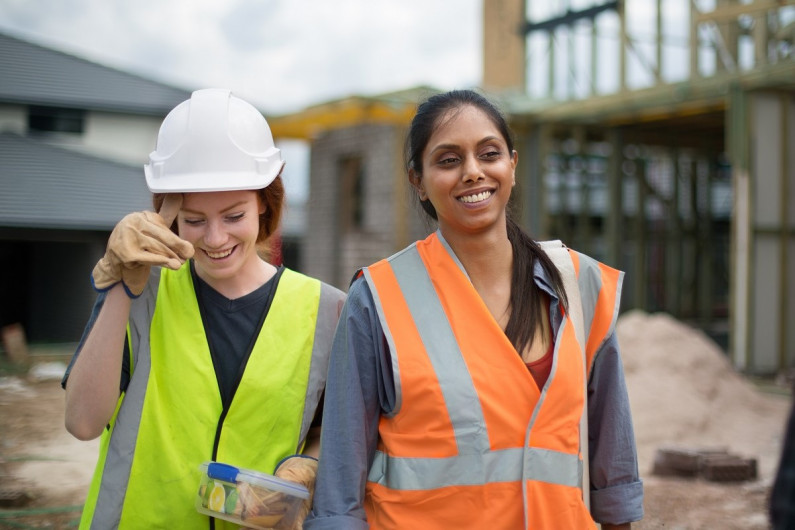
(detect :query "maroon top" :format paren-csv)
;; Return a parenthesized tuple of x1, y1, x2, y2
(526, 338, 555, 390)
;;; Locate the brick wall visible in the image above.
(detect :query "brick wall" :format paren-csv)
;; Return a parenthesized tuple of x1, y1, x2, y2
(302, 123, 433, 290)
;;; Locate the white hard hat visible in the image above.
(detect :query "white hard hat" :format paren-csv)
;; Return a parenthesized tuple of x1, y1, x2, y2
(144, 88, 284, 193)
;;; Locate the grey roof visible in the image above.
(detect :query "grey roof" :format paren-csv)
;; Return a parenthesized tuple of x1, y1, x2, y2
(0, 132, 152, 230)
(0, 31, 191, 115)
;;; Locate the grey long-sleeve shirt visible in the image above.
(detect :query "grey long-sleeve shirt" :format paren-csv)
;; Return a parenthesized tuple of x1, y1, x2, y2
(305, 260, 644, 529)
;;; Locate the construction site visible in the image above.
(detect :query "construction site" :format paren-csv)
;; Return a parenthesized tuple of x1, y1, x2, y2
(272, 0, 795, 377)
(1, 0, 794, 528)
(230, 1, 795, 527)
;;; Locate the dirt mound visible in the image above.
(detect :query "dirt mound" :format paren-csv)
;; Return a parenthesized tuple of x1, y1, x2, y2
(617, 310, 790, 479)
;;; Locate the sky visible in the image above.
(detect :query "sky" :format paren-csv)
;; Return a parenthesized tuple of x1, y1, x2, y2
(2, 0, 788, 200)
(0, 0, 483, 201)
(3, 0, 790, 115)
(0, 0, 482, 114)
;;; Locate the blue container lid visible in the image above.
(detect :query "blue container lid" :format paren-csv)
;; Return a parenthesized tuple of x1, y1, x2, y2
(198, 461, 309, 500)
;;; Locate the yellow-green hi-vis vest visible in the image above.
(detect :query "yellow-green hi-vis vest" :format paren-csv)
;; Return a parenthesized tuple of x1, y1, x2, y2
(79, 265, 341, 529)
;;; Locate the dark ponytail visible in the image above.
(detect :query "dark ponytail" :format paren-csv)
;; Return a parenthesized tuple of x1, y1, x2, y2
(505, 216, 568, 354)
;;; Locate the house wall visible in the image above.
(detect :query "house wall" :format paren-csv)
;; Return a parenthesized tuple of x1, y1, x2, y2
(0, 34, 192, 345)
(0, 104, 165, 344)
(0, 103, 163, 166)
(82, 111, 163, 165)
(0, 104, 26, 133)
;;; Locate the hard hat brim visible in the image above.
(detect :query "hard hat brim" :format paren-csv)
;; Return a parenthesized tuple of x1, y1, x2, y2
(144, 163, 282, 193)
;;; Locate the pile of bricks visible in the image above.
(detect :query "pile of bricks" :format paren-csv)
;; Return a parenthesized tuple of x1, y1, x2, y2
(652, 446, 758, 482)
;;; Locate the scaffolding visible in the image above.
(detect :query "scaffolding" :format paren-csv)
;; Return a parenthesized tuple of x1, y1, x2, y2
(484, 0, 795, 372)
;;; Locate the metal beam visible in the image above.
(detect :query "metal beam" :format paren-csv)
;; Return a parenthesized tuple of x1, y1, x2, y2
(778, 94, 790, 370)
(694, 0, 795, 24)
(656, 0, 663, 84)
(619, 0, 627, 92)
(690, 0, 700, 78)
(666, 148, 683, 317)
(634, 159, 648, 311)
(522, 1, 619, 34)
(699, 158, 714, 326)
(605, 128, 623, 267)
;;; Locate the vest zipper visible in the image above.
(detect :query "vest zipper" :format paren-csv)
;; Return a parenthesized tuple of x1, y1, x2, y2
(191, 265, 285, 530)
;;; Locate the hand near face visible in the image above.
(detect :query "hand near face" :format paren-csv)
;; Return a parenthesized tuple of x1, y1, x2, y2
(91, 194, 194, 297)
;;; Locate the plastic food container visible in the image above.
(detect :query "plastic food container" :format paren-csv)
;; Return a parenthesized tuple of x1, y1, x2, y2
(196, 461, 309, 529)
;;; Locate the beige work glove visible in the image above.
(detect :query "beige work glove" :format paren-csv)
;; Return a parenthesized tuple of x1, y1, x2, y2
(272, 455, 318, 530)
(91, 194, 194, 297)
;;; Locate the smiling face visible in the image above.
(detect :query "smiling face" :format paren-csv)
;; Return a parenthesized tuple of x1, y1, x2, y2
(177, 190, 265, 287)
(412, 104, 517, 238)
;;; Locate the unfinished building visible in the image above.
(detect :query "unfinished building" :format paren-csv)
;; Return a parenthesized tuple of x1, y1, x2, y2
(484, 0, 794, 374)
(271, 0, 795, 374)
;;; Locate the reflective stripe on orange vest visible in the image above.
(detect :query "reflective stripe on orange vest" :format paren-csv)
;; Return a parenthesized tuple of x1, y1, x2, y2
(362, 232, 622, 530)
(570, 251, 624, 376)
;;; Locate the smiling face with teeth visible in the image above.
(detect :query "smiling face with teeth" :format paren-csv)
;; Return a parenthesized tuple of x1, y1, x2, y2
(177, 189, 267, 293)
(411, 104, 517, 239)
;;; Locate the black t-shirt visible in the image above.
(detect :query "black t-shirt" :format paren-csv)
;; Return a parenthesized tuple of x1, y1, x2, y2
(65, 263, 282, 407)
(192, 262, 282, 406)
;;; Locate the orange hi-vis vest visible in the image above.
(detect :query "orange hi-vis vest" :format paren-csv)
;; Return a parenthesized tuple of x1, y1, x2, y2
(361, 232, 623, 530)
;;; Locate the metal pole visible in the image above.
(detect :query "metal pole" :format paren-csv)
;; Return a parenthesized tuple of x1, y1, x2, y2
(779, 94, 790, 370)
(606, 128, 623, 266)
(619, 0, 627, 91)
(656, 0, 664, 84)
(690, 0, 700, 78)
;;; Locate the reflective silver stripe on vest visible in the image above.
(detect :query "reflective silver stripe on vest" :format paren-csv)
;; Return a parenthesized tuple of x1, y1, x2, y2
(389, 244, 489, 454)
(299, 281, 343, 450)
(574, 252, 601, 351)
(573, 252, 623, 377)
(365, 243, 580, 491)
(91, 269, 160, 528)
(362, 244, 417, 418)
(369, 446, 580, 490)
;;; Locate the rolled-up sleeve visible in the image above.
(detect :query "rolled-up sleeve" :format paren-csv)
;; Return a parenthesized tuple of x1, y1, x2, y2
(587, 332, 644, 525)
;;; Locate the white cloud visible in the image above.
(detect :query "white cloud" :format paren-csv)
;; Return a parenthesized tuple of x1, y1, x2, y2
(0, 0, 480, 208)
(0, 0, 481, 113)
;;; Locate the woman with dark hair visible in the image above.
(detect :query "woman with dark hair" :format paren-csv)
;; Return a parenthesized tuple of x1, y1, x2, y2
(63, 89, 345, 529)
(305, 89, 643, 529)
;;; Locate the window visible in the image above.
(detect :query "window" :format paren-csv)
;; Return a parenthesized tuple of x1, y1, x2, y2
(28, 106, 85, 134)
(338, 156, 364, 232)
